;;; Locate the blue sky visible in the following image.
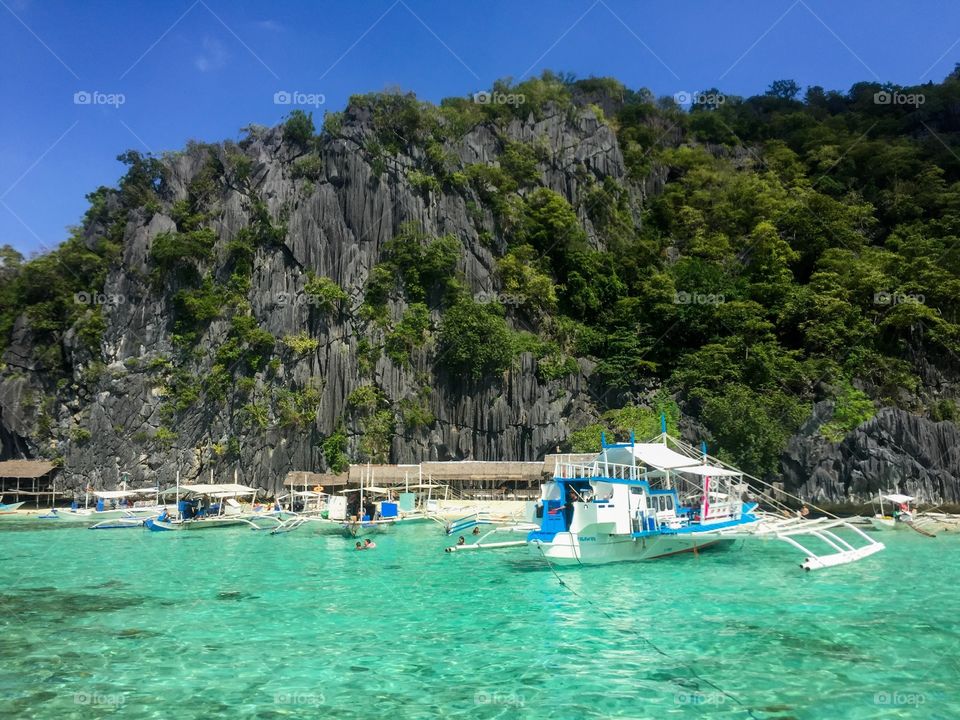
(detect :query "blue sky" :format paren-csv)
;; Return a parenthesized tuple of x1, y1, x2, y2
(2, 0, 959, 255)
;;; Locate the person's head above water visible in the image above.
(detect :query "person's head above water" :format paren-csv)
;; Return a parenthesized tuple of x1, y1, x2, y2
(457, 536, 465, 545)
(355, 541, 362, 549)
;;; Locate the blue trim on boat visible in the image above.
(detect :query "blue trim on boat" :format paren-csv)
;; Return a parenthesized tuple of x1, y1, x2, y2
(144, 517, 174, 532)
(651, 514, 758, 536)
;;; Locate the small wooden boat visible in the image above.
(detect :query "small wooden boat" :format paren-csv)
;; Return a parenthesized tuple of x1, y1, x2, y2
(869, 493, 915, 530)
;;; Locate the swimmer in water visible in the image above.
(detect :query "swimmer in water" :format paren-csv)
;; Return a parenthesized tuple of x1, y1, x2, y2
(363, 539, 376, 549)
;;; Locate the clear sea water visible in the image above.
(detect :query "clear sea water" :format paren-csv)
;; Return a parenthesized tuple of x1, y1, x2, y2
(0, 519, 957, 719)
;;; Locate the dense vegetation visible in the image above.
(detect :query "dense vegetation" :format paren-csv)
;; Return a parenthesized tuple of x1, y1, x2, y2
(2, 70, 960, 477)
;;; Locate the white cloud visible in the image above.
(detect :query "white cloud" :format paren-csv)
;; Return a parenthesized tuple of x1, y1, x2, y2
(194, 36, 229, 72)
(256, 19, 283, 32)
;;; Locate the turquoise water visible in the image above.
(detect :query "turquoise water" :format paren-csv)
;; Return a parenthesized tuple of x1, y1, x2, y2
(0, 520, 958, 719)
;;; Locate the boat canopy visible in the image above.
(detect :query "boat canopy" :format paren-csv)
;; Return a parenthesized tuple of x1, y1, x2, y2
(342, 486, 391, 494)
(93, 488, 158, 499)
(601, 443, 705, 470)
(598, 443, 742, 476)
(161, 483, 257, 497)
(882, 493, 913, 503)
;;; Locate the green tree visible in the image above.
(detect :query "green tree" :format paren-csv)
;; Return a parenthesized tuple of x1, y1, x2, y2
(765, 79, 801, 100)
(283, 110, 316, 148)
(437, 298, 513, 380)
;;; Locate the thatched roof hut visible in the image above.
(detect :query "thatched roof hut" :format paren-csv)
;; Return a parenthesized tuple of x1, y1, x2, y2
(0, 459, 61, 506)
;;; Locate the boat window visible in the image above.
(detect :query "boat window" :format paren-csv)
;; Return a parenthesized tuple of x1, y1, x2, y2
(652, 495, 675, 513)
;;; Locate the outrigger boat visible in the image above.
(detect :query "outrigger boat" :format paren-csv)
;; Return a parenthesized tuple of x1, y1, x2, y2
(868, 493, 960, 535)
(870, 493, 915, 530)
(42, 486, 163, 524)
(449, 430, 885, 571)
(271, 487, 400, 537)
(144, 475, 282, 532)
(0, 498, 25, 514)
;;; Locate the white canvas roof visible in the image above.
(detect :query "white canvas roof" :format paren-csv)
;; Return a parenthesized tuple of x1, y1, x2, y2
(342, 486, 391, 494)
(93, 488, 158, 499)
(882, 493, 913, 503)
(161, 483, 257, 497)
(601, 443, 704, 470)
(596, 442, 744, 476)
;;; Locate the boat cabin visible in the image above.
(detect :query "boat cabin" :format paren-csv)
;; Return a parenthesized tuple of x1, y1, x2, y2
(530, 435, 752, 543)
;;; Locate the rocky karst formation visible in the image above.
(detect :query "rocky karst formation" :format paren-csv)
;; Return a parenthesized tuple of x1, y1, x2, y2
(1, 81, 958, 504)
(1, 98, 628, 496)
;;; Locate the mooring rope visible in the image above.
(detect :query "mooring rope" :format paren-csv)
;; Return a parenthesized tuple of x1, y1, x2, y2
(534, 543, 762, 720)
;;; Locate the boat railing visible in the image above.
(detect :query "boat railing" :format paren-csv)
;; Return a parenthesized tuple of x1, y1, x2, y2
(554, 461, 643, 482)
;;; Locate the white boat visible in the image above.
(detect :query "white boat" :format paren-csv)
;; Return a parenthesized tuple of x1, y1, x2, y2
(869, 493, 915, 530)
(145, 475, 282, 532)
(449, 431, 884, 571)
(868, 493, 960, 535)
(272, 484, 400, 537)
(41, 486, 163, 524)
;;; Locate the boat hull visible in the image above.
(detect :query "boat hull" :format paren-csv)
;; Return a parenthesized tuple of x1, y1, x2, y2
(529, 531, 731, 565)
(272, 516, 398, 537)
(313, 518, 395, 537)
(41, 506, 163, 522)
(0, 501, 25, 514)
(868, 516, 908, 531)
(90, 517, 148, 530)
(143, 509, 284, 531)
(145, 516, 253, 532)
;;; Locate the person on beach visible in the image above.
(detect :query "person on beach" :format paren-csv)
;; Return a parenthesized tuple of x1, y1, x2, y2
(364, 539, 376, 549)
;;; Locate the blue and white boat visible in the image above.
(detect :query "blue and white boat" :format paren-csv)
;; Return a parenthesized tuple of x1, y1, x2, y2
(450, 431, 885, 571)
(527, 433, 759, 564)
(144, 482, 283, 532)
